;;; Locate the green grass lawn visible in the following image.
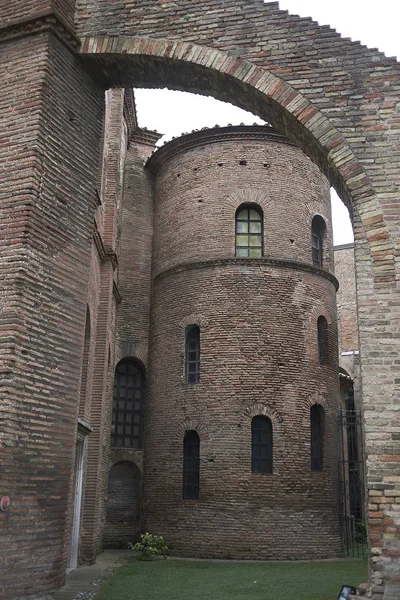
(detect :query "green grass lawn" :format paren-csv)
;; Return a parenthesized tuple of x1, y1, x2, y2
(97, 558, 367, 600)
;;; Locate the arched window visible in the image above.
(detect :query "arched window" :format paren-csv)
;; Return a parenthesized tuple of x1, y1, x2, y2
(185, 325, 200, 384)
(311, 215, 326, 267)
(235, 204, 263, 257)
(112, 359, 145, 449)
(182, 431, 200, 499)
(310, 405, 324, 471)
(251, 416, 273, 473)
(104, 461, 141, 548)
(317, 316, 328, 365)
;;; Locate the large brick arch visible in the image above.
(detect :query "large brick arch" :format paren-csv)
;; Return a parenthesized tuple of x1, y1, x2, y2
(81, 35, 394, 285)
(1, 1, 399, 599)
(79, 9, 400, 596)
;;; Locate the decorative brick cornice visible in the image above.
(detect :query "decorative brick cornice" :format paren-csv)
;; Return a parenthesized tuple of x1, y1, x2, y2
(123, 89, 139, 142)
(0, 10, 80, 50)
(93, 224, 118, 270)
(131, 128, 163, 148)
(146, 125, 294, 173)
(154, 256, 339, 290)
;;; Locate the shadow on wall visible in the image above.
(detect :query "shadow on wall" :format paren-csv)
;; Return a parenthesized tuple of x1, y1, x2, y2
(104, 461, 141, 548)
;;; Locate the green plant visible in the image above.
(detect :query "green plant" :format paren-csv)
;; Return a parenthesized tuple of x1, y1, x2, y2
(128, 532, 168, 560)
(355, 521, 367, 544)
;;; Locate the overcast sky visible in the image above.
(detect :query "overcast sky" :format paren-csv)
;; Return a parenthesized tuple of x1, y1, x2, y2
(134, 1, 399, 245)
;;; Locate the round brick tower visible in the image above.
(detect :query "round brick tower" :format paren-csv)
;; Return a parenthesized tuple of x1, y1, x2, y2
(144, 125, 341, 560)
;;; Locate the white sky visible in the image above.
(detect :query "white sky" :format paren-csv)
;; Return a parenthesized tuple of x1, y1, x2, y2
(134, 1, 400, 245)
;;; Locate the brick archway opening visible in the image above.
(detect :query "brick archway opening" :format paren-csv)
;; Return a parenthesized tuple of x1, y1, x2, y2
(81, 36, 395, 286)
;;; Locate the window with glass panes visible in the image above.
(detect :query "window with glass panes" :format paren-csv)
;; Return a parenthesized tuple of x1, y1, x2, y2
(311, 404, 324, 471)
(235, 205, 263, 257)
(311, 215, 325, 267)
(182, 430, 200, 499)
(185, 325, 200, 384)
(251, 416, 273, 473)
(112, 359, 144, 448)
(317, 316, 328, 365)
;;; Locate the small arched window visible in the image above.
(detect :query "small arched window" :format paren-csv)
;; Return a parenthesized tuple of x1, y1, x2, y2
(310, 404, 324, 472)
(317, 316, 328, 365)
(182, 430, 200, 499)
(112, 359, 145, 449)
(251, 416, 273, 473)
(311, 215, 326, 267)
(235, 204, 263, 257)
(185, 325, 200, 384)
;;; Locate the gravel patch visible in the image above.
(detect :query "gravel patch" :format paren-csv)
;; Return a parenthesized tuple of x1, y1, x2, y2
(72, 567, 115, 599)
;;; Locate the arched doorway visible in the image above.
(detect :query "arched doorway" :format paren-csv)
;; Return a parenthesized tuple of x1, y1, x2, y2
(104, 461, 142, 548)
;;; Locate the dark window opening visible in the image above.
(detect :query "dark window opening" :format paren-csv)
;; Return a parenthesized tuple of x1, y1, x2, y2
(311, 215, 326, 267)
(183, 430, 200, 499)
(185, 325, 200, 384)
(311, 404, 324, 471)
(317, 315, 328, 365)
(112, 359, 145, 449)
(236, 204, 263, 258)
(251, 416, 273, 473)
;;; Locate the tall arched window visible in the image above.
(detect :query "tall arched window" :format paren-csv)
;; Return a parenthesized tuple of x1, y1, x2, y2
(311, 215, 326, 267)
(317, 316, 328, 365)
(185, 325, 200, 384)
(251, 416, 273, 473)
(235, 204, 263, 257)
(112, 359, 145, 449)
(310, 404, 324, 471)
(182, 430, 200, 499)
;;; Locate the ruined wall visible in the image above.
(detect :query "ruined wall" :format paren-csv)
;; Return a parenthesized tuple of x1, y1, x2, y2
(1, 0, 400, 597)
(76, 2, 400, 593)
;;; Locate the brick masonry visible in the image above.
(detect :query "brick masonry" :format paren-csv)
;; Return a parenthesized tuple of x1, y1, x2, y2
(142, 127, 341, 559)
(0, 1, 399, 598)
(334, 244, 362, 407)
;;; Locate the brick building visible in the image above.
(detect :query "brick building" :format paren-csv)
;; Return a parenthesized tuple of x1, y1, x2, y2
(75, 103, 347, 563)
(1, 2, 400, 599)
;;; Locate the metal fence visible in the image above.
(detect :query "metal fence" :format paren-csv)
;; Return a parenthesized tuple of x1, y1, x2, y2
(339, 391, 367, 558)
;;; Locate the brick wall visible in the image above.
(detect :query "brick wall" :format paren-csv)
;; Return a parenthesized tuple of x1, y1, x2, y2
(334, 244, 362, 414)
(2, 0, 400, 596)
(76, 2, 400, 593)
(144, 128, 341, 559)
(79, 89, 127, 565)
(0, 25, 103, 599)
(335, 244, 359, 357)
(104, 461, 141, 548)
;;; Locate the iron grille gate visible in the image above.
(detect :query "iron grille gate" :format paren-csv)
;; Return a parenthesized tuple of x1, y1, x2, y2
(339, 398, 367, 558)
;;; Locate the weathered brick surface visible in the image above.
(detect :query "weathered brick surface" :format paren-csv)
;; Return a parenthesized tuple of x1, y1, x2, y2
(116, 130, 159, 366)
(149, 126, 334, 276)
(0, 0, 76, 31)
(0, 27, 103, 600)
(103, 461, 141, 549)
(335, 244, 359, 356)
(2, 0, 400, 597)
(79, 89, 127, 565)
(75, 3, 400, 594)
(334, 243, 361, 408)
(143, 129, 341, 559)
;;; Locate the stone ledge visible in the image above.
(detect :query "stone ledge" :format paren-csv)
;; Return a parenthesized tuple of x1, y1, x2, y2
(154, 256, 339, 290)
(0, 10, 80, 50)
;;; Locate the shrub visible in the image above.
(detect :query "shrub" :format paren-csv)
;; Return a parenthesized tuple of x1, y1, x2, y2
(129, 532, 168, 560)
